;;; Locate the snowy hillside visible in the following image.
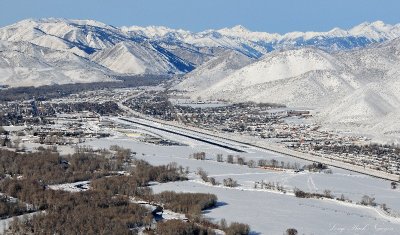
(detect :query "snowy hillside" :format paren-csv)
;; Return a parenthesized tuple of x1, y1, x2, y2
(0, 18, 198, 85)
(91, 41, 193, 75)
(177, 38, 400, 142)
(199, 70, 358, 108)
(195, 48, 350, 101)
(0, 41, 112, 87)
(0, 18, 142, 55)
(174, 51, 255, 92)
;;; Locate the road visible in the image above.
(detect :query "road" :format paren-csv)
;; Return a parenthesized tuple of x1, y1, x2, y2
(119, 117, 244, 152)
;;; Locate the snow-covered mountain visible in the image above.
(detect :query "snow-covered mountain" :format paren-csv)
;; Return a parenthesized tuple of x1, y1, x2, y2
(1, 18, 400, 87)
(0, 18, 144, 55)
(201, 48, 345, 92)
(174, 50, 255, 92)
(177, 38, 400, 142)
(123, 20, 400, 57)
(0, 41, 113, 87)
(190, 48, 358, 106)
(317, 38, 400, 142)
(91, 41, 193, 75)
(0, 18, 195, 85)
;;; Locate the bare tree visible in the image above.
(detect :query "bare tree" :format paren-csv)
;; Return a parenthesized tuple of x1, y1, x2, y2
(258, 159, 267, 167)
(197, 168, 209, 182)
(220, 219, 227, 230)
(323, 190, 332, 198)
(360, 195, 376, 206)
(223, 178, 238, 187)
(237, 157, 246, 165)
(193, 152, 206, 160)
(247, 160, 256, 168)
(209, 177, 218, 186)
(227, 155, 234, 164)
(286, 228, 298, 235)
(216, 154, 224, 162)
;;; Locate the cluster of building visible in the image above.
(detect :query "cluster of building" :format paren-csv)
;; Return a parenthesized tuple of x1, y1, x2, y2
(125, 91, 400, 176)
(290, 141, 400, 175)
(1, 88, 398, 176)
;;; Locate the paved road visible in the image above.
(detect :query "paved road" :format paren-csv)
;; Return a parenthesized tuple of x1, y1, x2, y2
(119, 117, 244, 152)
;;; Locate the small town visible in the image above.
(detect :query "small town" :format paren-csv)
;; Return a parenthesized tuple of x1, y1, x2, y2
(124, 91, 400, 176)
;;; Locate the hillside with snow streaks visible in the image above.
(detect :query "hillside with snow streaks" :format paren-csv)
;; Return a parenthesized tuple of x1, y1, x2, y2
(0, 18, 195, 84)
(197, 48, 345, 94)
(91, 41, 193, 75)
(191, 47, 361, 108)
(178, 38, 400, 142)
(174, 50, 255, 92)
(197, 70, 358, 108)
(0, 18, 142, 54)
(0, 41, 113, 87)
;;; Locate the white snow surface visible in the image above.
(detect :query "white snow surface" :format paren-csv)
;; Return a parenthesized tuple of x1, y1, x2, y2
(91, 41, 187, 75)
(48, 181, 90, 193)
(0, 41, 113, 87)
(196, 48, 347, 98)
(174, 50, 255, 92)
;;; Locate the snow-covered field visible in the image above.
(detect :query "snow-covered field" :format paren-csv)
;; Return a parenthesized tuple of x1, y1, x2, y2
(48, 181, 90, 193)
(0, 212, 41, 233)
(84, 117, 400, 235)
(152, 181, 400, 235)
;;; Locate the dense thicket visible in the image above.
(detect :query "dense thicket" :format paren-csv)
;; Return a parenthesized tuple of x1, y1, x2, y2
(7, 191, 151, 235)
(225, 222, 251, 235)
(150, 191, 217, 216)
(155, 219, 214, 235)
(0, 148, 120, 184)
(132, 159, 188, 186)
(0, 146, 250, 234)
(1, 178, 66, 210)
(0, 195, 32, 219)
(91, 175, 152, 198)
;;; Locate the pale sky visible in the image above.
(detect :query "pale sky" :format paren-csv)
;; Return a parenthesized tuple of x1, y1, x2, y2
(1, 0, 399, 33)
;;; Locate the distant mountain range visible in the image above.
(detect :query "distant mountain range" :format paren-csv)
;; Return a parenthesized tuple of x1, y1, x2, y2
(124, 20, 400, 56)
(1, 18, 400, 87)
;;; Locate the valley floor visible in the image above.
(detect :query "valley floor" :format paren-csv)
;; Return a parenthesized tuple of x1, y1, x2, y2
(82, 116, 400, 234)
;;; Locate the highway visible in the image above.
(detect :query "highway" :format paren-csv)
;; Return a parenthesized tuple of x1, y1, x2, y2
(116, 97, 400, 182)
(119, 117, 245, 153)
